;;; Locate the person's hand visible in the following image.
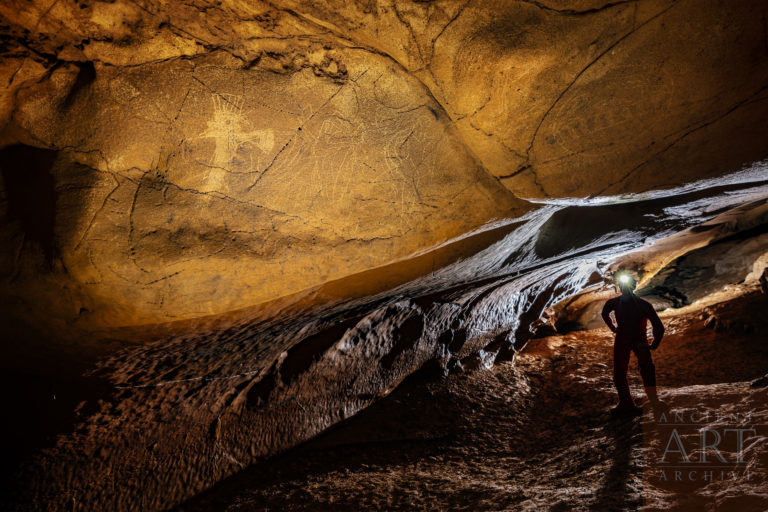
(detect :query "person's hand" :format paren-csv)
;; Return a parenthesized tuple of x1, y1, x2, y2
(650, 341, 660, 350)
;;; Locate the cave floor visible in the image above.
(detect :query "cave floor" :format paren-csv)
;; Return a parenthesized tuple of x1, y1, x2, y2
(179, 292, 768, 512)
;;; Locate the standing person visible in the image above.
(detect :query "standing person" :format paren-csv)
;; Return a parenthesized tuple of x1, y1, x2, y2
(601, 273, 664, 418)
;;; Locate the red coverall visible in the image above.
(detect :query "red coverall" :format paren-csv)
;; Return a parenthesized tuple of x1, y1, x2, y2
(601, 295, 664, 406)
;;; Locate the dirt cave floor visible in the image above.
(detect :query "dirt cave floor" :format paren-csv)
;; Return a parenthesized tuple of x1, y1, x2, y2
(178, 291, 768, 512)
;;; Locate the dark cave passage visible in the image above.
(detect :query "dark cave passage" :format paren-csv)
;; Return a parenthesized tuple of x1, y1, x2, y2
(177, 292, 768, 512)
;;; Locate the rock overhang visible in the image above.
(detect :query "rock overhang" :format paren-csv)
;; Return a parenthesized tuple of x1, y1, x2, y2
(3, 0, 768, 332)
(2, 1, 768, 510)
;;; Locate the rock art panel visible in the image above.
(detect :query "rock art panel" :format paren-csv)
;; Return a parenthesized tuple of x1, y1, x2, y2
(1, 46, 523, 330)
(278, 0, 768, 197)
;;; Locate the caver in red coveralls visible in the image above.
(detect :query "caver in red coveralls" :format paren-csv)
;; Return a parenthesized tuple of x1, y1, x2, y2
(601, 288, 665, 408)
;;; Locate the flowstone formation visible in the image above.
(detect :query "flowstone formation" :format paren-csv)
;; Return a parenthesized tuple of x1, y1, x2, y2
(1, 1, 768, 510)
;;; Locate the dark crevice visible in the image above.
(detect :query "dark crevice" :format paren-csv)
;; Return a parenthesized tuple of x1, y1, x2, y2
(61, 60, 96, 108)
(279, 315, 363, 385)
(533, 179, 768, 261)
(512, 274, 574, 348)
(0, 144, 59, 264)
(245, 357, 280, 408)
(519, 0, 638, 16)
(707, 220, 768, 246)
(0, 364, 115, 487)
(380, 314, 425, 369)
(644, 285, 689, 308)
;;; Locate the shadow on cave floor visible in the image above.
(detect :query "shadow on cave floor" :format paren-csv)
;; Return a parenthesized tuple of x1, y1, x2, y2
(177, 292, 768, 512)
(0, 327, 118, 488)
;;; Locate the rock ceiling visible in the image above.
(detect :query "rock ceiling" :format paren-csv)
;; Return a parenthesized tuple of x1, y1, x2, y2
(2, 0, 767, 331)
(2, 2, 768, 510)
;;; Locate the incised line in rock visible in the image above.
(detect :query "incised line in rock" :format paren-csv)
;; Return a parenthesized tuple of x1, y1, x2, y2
(598, 82, 768, 195)
(246, 70, 366, 191)
(514, 0, 679, 179)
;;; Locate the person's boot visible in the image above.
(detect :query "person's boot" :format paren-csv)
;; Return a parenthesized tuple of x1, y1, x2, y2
(610, 402, 642, 418)
(644, 386, 670, 421)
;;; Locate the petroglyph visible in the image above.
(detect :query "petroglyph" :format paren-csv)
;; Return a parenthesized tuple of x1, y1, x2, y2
(198, 93, 275, 191)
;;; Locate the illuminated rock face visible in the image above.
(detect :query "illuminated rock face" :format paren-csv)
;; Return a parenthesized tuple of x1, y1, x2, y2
(277, 0, 768, 197)
(0, 3, 523, 329)
(2, 0, 767, 331)
(1, 1, 768, 511)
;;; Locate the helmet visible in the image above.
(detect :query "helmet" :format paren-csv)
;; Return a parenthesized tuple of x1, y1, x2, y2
(615, 272, 637, 292)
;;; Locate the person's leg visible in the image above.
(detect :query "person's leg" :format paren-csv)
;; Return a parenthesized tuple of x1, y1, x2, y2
(613, 341, 634, 406)
(634, 343, 658, 404)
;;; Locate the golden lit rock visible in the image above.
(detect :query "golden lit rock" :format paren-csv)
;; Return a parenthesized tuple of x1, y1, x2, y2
(1, 2, 768, 511)
(1, 7, 523, 329)
(278, 0, 768, 197)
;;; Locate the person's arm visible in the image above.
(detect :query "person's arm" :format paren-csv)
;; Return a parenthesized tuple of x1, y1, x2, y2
(643, 301, 665, 349)
(601, 300, 617, 333)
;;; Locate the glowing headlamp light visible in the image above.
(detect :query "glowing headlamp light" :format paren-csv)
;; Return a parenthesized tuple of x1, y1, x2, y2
(619, 274, 631, 284)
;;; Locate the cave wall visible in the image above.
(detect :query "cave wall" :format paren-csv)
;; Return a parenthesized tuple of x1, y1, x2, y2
(2, 0, 768, 334)
(1, 1, 526, 330)
(2, 2, 768, 510)
(274, 0, 768, 196)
